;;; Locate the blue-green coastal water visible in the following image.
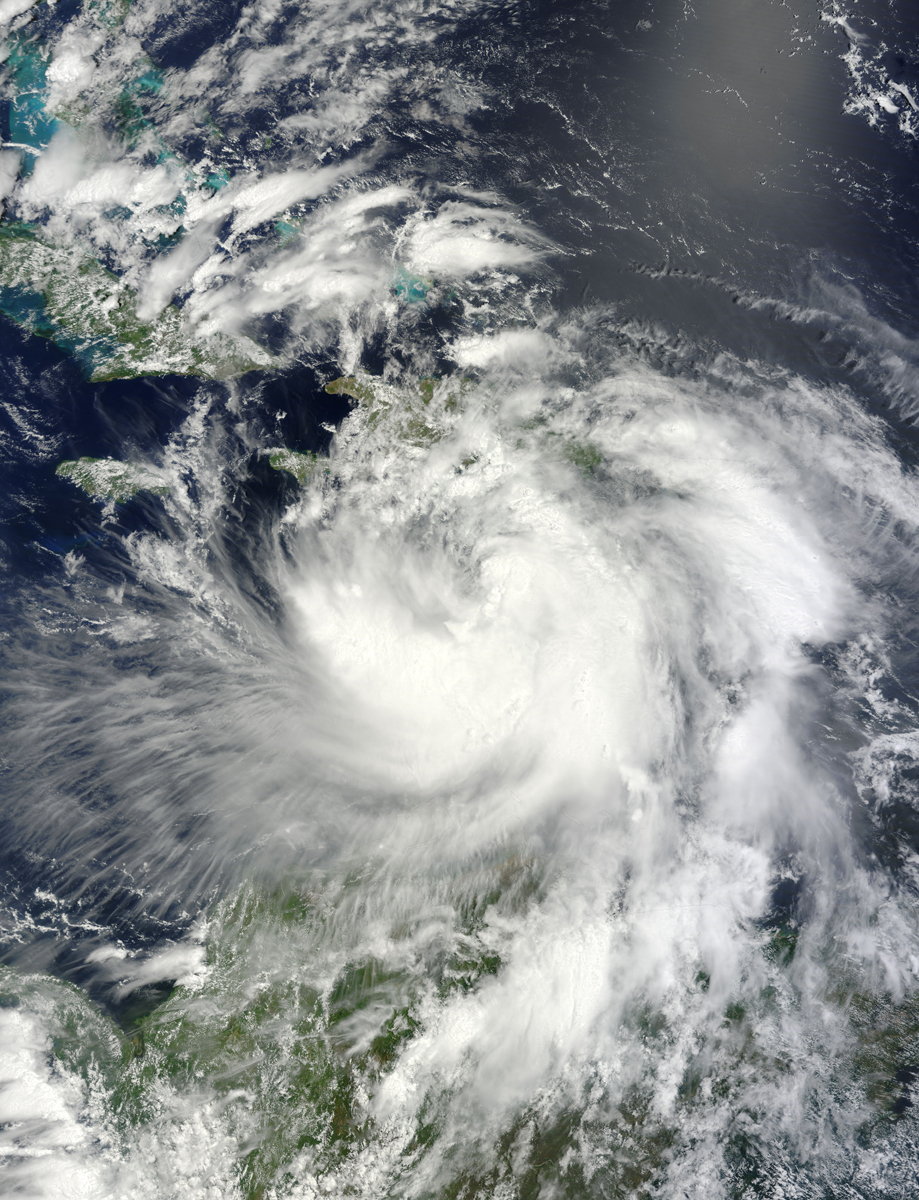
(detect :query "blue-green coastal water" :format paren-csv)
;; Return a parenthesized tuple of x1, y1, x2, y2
(2, 1, 919, 1197)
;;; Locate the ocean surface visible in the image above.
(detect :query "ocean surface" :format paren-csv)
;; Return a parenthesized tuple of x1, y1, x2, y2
(2, 1, 919, 1196)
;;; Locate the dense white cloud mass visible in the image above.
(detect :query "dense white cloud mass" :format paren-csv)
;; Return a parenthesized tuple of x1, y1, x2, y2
(2, 1, 919, 1197)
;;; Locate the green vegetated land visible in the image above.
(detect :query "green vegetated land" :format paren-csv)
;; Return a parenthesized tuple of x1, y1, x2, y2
(324, 371, 605, 481)
(2, 864, 917, 1200)
(325, 371, 477, 448)
(55, 456, 170, 501)
(266, 374, 476, 487)
(0, 226, 272, 382)
(267, 448, 322, 484)
(0, 23, 270, 383)
(0, 23, 446, 385)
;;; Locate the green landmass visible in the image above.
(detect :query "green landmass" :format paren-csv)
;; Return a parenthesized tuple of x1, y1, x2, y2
(2, 865, 918, 1199)
(322, 374, 605, 477)
(1, 33, 444, 386)
(324, 374, 376, 404)
(0, 31, 271, 383)
(267, 448, 322, 484)
(325, 372, 475, 447)
(518, 413, 604, 475)
(563, 439, 603, 474)
(55, 456, 170, 501)
(0, 226, 273, 381)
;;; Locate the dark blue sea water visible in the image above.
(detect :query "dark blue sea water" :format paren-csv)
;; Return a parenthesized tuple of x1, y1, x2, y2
(2, 1, 919, 1196)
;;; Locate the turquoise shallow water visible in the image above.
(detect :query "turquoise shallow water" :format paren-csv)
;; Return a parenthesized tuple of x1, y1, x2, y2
(1, 1, 919, 1197)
